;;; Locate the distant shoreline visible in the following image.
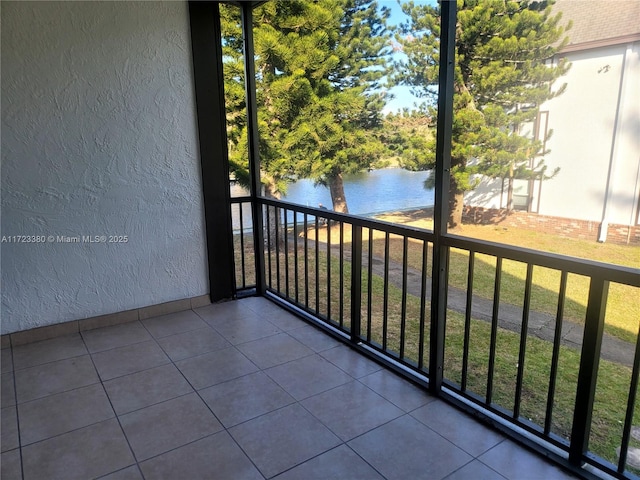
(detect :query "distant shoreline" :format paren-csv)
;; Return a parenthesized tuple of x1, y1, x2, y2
(371, 206, 434, 218)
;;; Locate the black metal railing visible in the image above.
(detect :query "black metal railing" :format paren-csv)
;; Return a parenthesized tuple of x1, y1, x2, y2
(230, 196, 640, 479)
(439, 234, 640, 479)
(230, 196, 256, 294)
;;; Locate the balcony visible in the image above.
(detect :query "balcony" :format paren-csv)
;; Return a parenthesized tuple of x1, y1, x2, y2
(228, 194, 640, 479)
(2, 1, 639, 479)
(1, 297, 579, 479)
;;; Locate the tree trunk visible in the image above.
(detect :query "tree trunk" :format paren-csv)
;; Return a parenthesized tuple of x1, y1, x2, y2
(328, 173, 349, 214)
(264, 182, 284, 249)
(507, 120, 520, 212)
(506, 161, 514, 212)
(448, 176, 464, 230)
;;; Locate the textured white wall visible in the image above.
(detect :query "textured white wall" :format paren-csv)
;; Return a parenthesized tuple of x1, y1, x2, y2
(1, 1, 208, 334)
(539, 45, 636, 223)
(605, 42, 640, 227)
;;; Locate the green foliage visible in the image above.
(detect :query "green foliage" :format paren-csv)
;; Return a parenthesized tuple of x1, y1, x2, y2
(396, 0, 570, 224)
(221, 1, 391, 208)
(220, 5, 250, 187)
(382, 111, 433, 171)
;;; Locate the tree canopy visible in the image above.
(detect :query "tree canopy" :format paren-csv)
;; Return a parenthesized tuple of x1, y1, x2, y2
(396, 0, 570, 227)
(222, 0, 392, 212)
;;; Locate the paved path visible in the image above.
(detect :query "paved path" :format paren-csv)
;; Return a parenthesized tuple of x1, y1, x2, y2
(327, 239, 636, 368)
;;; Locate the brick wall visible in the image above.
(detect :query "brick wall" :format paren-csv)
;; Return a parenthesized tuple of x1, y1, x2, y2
(462, 206, 640, 245)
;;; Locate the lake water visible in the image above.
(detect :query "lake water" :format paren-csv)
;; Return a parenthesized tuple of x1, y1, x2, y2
(232, 167, 434, 223)
(283, 168, 434, 216)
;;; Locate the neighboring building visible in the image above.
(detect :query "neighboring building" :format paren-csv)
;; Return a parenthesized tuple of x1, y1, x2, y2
(465, 0, 640, 243)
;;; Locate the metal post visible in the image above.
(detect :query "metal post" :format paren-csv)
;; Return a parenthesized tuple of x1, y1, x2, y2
(351, 225, 363, 343)
(429, 0, 456, 394)
(241, 2, 266, 295)
(188, 1, 236, 301)
(619, 331, 640, 472)
(569, 276, 609, 465)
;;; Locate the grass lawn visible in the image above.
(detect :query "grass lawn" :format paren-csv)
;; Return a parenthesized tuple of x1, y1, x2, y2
(233, 216, 640, 470)
(260, 239, 639, 467)
(340, 218, 640, 344)
(363, 234, 639, 343)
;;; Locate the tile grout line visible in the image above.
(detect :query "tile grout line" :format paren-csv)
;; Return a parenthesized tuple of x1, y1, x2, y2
(224, 350, 348, 479)
(7, 299, 569, 479)
(163, 329, 268, 478)
(89, 313, 216, 477)
(241, 340, 401, 478)
(141, 310, 268, 478)
(241, 314, 506, 478)
(12, 333, 89, 372)
(80, 331, 139, 477)
(164, 306, 374, 479)
(26, 305, 291, 476)
(9, 346, 26, 480)
(93, 463, 146, 480)
(81, 328, 151, 356)
(343, 442, 391, 480)
(14, 326, 430, 475)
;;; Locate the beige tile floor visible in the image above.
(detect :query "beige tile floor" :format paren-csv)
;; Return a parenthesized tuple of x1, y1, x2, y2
(0, 297, 579, 479)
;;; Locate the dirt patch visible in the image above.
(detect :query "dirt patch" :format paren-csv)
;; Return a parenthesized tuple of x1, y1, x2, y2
(374, 209, 434, 230)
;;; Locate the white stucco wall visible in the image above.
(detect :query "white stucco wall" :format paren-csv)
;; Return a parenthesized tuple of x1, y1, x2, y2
(603, 42, 640, 227)
(464, 176, 534, 210)
(1, 1, 208, 334)
(539, 44, 640, 224)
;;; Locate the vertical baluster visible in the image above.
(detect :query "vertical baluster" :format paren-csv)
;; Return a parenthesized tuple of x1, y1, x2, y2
(367, 228, 373, 342)
(275, 207, 281, 293)
(400, 236, 409, 360)
(545, 271, 567, 435)
(315, 216, 320, 314)
(284, 209, 289, 297)
(569, 276, 609, 465)
(418, 240, 429, 370)
(266, 206, 272, 289)
(383, 232, 390, 351)
(351, 225, 363, 342)
(486, 257, 502, 405)
(327, 218, 332, 322)
(618, 320, 640, 473)
(514, 263, 534, 419)
(461, 251, 475, 391)
(239, 202, 246, 288)
(293, 211, 299, 304)
(304, 213, 309, 309)
(340, 221, 344, 328)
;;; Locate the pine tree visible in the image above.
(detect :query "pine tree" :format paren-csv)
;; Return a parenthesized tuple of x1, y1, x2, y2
(221, 1, 391, 213)
(396, 0, 570, 228)
(220, 5, 249, 187)
(383, 110, 433, 173)
(286, 0, 392, 213)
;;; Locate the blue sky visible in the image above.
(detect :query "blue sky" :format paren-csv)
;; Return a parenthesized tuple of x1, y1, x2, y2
(379, 0, 434, 114)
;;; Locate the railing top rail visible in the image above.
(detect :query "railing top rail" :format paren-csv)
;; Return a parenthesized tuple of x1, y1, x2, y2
(230, 196, 252, 203)
(445, 234, 640, 287)
(253, 196, 639, 287)
(257, 197, 436, 241)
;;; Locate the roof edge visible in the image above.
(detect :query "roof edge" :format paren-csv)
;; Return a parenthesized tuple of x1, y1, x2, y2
(559, 33, 640, 54)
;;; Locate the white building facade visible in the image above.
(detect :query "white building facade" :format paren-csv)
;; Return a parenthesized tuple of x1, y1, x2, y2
(464, 0, 640, 242)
